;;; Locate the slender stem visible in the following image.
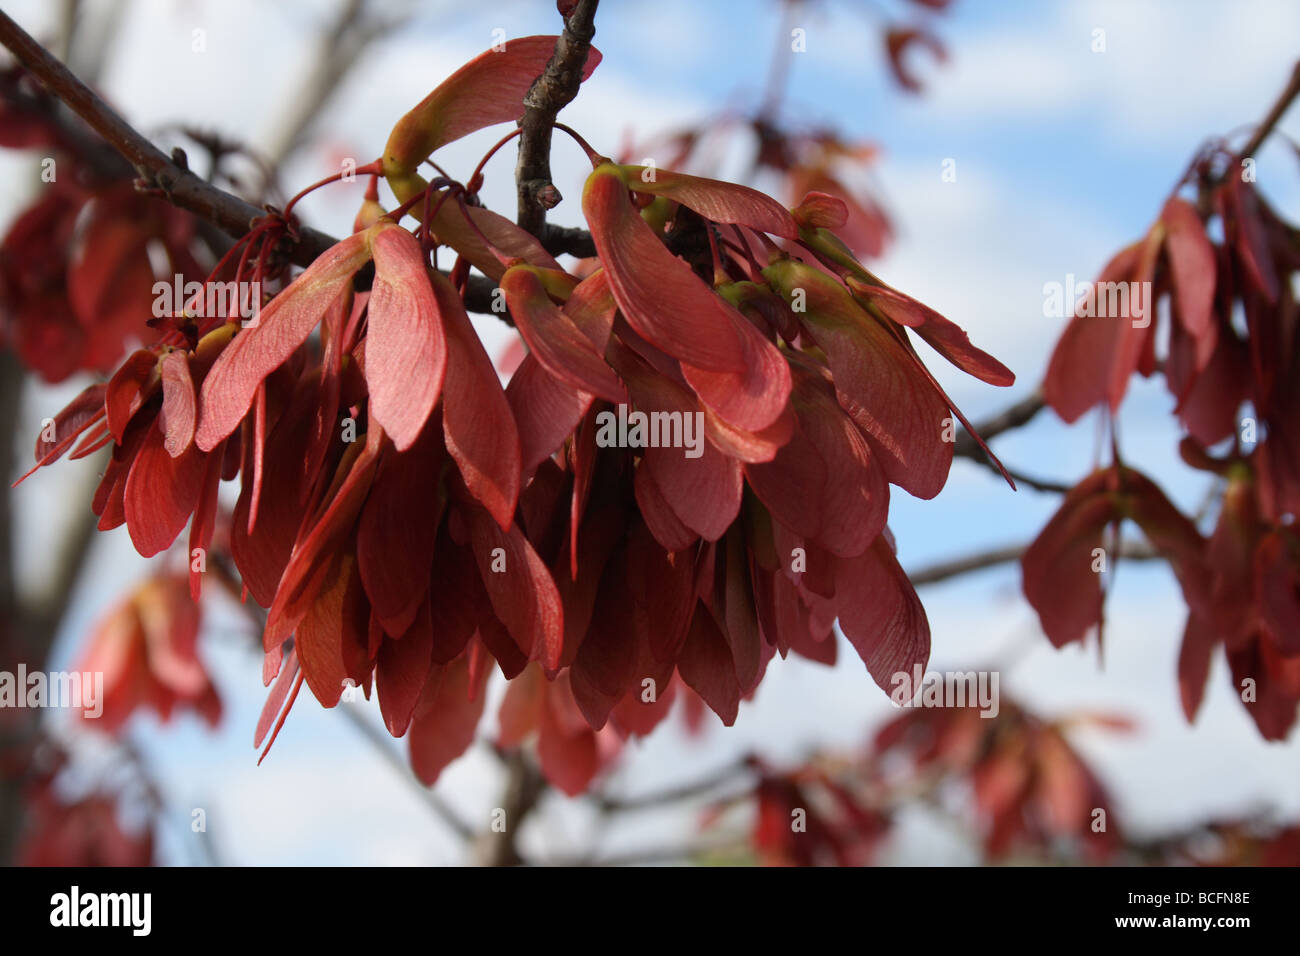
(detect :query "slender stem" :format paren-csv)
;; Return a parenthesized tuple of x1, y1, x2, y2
(337, 703, 475, 843)
(951, 388, 1052, 488)
(282, 161, 381, 221)
(551, 121, 602, 165)
(759, 0, 797, 119)
(467, 127, 523, 194)
(952, 388, 1045, 458)
(260, 0, 408, 176)
(596, 758, 753, 812)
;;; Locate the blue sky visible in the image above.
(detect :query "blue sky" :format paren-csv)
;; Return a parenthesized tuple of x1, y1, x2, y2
(4, 0, 1300, 863)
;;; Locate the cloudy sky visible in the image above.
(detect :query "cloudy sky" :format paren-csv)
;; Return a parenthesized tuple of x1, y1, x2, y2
(4, 0, 1299, 864)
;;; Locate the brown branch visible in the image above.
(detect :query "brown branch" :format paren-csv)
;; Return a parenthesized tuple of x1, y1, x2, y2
(0, 371, 103, 863)
(951, 387, 1060, 489)
(0, 9, 507, 315)
(546, 836, 748, 867)
(20, 463, 103, 651)
(908, 543, 1030, 587)
(515, 0, 600, 237)
(0, 9, 337, 268)
(539, 222, 596, 259)
(596, 758, 753, 813)
(998, 468, 1071, 495)
(0, 352, 20, 646)
(336, 702, 475, 843)
(952, 387, 1045, 459)
(261, 0, 411, 176)
(0, 352, 23, 864)
(473, 749, 546, 866)
(1237, 59, 1300, 162)
(908, 538, 1158, 587)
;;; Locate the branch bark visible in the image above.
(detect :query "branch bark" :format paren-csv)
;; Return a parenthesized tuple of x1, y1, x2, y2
(464, 4, 608, 867)
(596, 758, 753, 813)
(473, 749, 545, 866)
(908, 537, 1158, 587)
(337, 702, 475, 843)
(952, 387, 1045, 460)
(0, 9, 505, 313)
(1237, 59, 1300, 162)
(514, 0, 600, 237)
(260, 0, 410, 176)
(0, 9, 338, 267)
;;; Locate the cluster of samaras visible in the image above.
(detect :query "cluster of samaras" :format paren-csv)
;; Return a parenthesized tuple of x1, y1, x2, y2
(26, 37, 1012, 792)
(1028, 149, 1300, 741)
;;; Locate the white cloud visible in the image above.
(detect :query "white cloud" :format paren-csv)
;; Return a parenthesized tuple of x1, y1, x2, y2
(920, 0, 1300, 147)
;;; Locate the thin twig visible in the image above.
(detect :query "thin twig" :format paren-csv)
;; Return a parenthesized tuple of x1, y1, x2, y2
(952, 387, 1045, 460)
(596, 758, 753, 812)
(999, 468, 1071, 495)
(337, 702, 476, 843)
(545, 835, 748, 867)
(951, 387, 1056, 489)
(261, 0, 411, 176)
(464, 3, 608, 866)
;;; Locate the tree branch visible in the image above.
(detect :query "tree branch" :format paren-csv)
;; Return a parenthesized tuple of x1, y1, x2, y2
(0, 9, 511, 315)
(20, 463, 103, 653)
(473, 749, 545, 866)
(261, 0, 410, 176)
(545, 835, 747, 867)
(908, 537, 1158, 587)
(595, 758, 753, 812)
(0, 352, 24, 864)
(1237, 59, 1300, 162)
(996, 468, 1071, 495)
(0, 9, 337, 267)
(539, 222, 596, 259)
(952, 387, 1045, 460)
(337, 702, 475, 843)
(0, 351, 20, 649)
(515, 0, 600, 237)
(951, 388, 1062, 489)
